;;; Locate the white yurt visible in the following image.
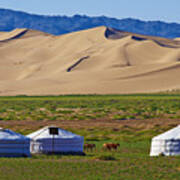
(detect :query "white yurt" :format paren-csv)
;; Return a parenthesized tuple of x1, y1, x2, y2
(150, 125, 180, 156)
(0, 128, 30, 157)
(27, 126, 84, 154)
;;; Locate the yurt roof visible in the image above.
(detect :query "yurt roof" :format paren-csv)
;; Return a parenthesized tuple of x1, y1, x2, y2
(0, 128, 30, 141)
(153, 125, 180, 140)
(27, 126, 83, 140)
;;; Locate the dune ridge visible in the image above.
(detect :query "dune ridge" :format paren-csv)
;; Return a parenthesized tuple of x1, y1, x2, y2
(0, 28, 28, 42)
(0, 26, 180, 95)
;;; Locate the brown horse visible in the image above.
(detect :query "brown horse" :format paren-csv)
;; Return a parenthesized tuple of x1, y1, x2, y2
(102, 143, 120, 151)
(84, 144, 96, 151)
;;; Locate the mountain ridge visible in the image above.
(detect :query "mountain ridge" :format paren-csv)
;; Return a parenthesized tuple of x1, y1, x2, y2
(0, 8, 180, 38)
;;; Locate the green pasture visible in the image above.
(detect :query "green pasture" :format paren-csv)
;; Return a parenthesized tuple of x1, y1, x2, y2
(0, 95, 180, 179)
(1, 94, 180, 122)
(0, 140, 180, 180)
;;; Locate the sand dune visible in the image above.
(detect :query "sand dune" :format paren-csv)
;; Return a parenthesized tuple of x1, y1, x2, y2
(0, 26, 180, 95)
(175, 38, 180, 41)
(0, 28, 28, 41)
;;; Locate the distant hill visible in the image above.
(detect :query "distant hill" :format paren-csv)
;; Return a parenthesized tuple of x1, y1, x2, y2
(0, 8, 180, 38)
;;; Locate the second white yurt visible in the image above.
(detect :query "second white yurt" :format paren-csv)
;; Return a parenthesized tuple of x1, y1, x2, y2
(27, 126, 84, 154)
(0, 128, 30, 157)
(150, 125, 180, 156)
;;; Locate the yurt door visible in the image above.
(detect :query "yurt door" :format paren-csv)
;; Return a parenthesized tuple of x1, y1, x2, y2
(49, 127, 59, 154)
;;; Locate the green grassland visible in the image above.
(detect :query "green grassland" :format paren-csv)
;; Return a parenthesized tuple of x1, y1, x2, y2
(1, 95, 180, 179)
(1, 94, 180, 122)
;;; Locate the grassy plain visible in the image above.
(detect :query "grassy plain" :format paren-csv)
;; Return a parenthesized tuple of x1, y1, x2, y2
(0, 95, 180, 179)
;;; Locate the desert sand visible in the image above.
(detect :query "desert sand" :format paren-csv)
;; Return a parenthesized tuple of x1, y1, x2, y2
(0, 26, 180, 95)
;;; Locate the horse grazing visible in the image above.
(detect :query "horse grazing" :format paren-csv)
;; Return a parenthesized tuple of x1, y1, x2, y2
(102, 143, 120, 151)
(84, 144, 96, 151)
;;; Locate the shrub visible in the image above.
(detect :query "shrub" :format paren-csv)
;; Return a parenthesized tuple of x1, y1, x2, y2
(96, 155, 116, 161)
(113, 114, 136, 120)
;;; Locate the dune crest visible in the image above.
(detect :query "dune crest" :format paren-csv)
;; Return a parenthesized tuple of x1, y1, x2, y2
(175, 38, 180, 41)
(0, 26, 180, 95)
(0, 28, 51, 42)
(0, 28, 28, 42)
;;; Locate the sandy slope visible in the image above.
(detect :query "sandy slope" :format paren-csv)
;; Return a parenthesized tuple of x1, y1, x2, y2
(0, 26, 180, 95)
(175, 38, 180, 41)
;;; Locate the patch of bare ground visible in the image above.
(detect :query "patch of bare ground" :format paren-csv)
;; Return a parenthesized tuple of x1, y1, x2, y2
(1, 117, 180, 134)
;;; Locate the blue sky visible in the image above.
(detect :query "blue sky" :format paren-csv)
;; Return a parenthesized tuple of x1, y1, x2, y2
(0, 0, 179, 23)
